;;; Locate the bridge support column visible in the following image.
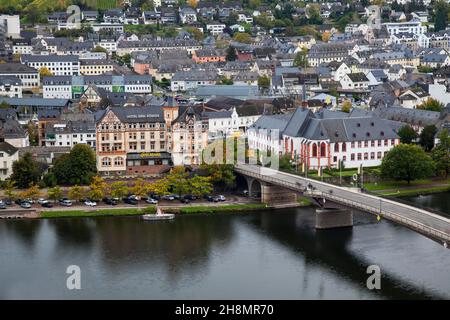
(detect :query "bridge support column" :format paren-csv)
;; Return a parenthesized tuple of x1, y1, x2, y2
(315, 208, 353, 229)
(261, 184, 298, 205)
(245, 177, 255, 197)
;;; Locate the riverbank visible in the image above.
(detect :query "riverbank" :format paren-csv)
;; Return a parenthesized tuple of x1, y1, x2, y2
(39, 199, 312, 219)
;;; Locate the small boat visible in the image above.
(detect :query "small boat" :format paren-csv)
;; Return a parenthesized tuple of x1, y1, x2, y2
(142, 206, 175, 221)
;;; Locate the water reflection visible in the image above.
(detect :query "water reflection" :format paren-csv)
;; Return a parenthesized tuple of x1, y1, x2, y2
(245, 209, 445, 299)
(0, 220, 42, 250)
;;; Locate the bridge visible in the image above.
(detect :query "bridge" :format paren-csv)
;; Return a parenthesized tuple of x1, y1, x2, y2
(234, 164, 450, 246)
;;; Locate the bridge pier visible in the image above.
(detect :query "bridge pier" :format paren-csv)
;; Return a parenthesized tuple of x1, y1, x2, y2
(315, 208, 353, 229)
(261, 184, 298, 205)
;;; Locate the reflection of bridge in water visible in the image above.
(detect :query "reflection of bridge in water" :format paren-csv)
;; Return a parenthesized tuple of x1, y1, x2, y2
(246, 209, 447, 299)
(235, 164, 450, 246)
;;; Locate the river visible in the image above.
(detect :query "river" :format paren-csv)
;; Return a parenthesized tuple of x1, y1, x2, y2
(1, 195, 450, 299)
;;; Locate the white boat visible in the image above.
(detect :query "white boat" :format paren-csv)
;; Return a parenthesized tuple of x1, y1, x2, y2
(142, 206, 175, 221)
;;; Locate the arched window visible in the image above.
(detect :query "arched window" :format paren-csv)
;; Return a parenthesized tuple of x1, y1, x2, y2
(334, 143, 339, 152)
(320, 143, 326, 157)
(114, 157, 124, 166)
(312, 143, 317, 157)
(102, 157, 111, 167)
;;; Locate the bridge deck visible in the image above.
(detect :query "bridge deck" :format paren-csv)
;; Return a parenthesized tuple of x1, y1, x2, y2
(235, 164, 450, 244)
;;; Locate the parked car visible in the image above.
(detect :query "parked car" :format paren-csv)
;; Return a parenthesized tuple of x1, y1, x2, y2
(59, 199, 72, 207)
(123, 197, 138, 205)
(41, 202, 53, 208)
(20, 201, 31, 209)
(212, 196, 220, 202)
(0, 202, 6, 209)
(203, 195, 214, 202)
(184, 194, 197, 200)
(23, 198, 34, 204)
(37, 198, 47, 205)
(161, 195, 175, 201)
(145, 198, 158, 204)
(103, 197, 118, 205)
(180, 198, 190, 204)
(14, 199, 23, 205)
(149, 194, 160, 200)
(217, 195, 226, 201)
(84, 200, 97, 207)
(4, 199, 12, 206)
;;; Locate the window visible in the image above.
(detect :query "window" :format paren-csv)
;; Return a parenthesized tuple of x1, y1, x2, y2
(102, 157, 111, 166)
(377, 151, 382, 159)
(114, 157, 124, 166)
(370, 152, 375, 160)
(364, 153, 368, 160)
(334, 143, 339, 152)
(357, 153, 362, 160)
(358, 141, 362, 148)
(351, 153, 355, 161)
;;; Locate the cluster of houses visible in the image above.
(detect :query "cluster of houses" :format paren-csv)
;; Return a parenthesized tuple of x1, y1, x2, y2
(0, 1, 448, 180)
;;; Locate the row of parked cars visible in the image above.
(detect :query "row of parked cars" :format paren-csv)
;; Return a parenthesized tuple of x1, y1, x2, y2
(1, 193, 228, 209)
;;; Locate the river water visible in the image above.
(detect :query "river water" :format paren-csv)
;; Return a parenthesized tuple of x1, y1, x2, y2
(1, 195, 450, 299)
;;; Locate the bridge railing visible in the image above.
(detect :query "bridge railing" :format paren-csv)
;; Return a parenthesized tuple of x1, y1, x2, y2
(309, 190, 450, 243)
(235, 167, 450, 243)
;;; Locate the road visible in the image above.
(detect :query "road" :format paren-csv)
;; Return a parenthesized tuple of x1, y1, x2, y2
(235, 164, 450, 244)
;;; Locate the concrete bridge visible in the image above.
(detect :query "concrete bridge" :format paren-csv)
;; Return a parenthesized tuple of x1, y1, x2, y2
(235, 164, 450, 246)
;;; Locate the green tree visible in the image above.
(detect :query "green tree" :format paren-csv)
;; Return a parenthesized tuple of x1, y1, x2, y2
(166, 166, 190, 196)
(11, 152, 41, 189)
(419, 125, 437, 152)
(257, 76, 271, 94)
(131, 178, 148, 198)
(110, 181, 129, 199)
(341, 100, 352, 113)
(381, 144, 435, 184)
(92, 45, 108, 54)
(416, 98, 444, 112)
(3, 179, 16, 200)
(226, 46, 237, 61)
(397, 125, 418, 144)
(233, 32, 252, 43)
(47, 186, 63, 203)
(147, 178, 170, 196)
(87, 176, 107, 201)
(188, 175, 213, 196)
(68, 185, 85, 202)
(293, 48, 308, 67)
(0, 101, 10, 109)
(202, 164, 236, 190)
(27, 121, 39, 146)
(431, 129, 450, 177)
(52, 144, 97, 185)
(434, 0, 449, 32)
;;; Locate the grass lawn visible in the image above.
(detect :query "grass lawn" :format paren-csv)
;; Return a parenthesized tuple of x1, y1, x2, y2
(177, 203, 268, 214)
(365, 178, 450, 191)
(41, 206, 155, 218)
(377, 185, 450, 197)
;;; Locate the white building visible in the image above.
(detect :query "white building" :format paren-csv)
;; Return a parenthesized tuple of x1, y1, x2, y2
(21, 54, 80, 76)
(0, 76, 22, 98)
(0, 63, 40, 89)
(0, 141, 19, 180)
(44, 122, 96, 148)
(206, 23, 226, 35)
(0, 15, 20, 38)
(248, 108, 401, 170)
(340, 73, 370, 90)
(383, 20, 427, 36)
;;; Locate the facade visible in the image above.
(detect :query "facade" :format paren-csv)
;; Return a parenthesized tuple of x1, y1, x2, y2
(171, 106, 209, 166)
(43, 120, 96, 148)
(96, 107, 171, 176)
(0, 141, 19, 180)
(80, 59, 114, 75)
(0, 63, 40, 89)
(206, 23, 226, 35)
(170, 71, 219, 92)
(21, 54, 80, 76)
(43, 75, 152, 99)
(0, 76, 22, 98)
(248, 108, 401, 170)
